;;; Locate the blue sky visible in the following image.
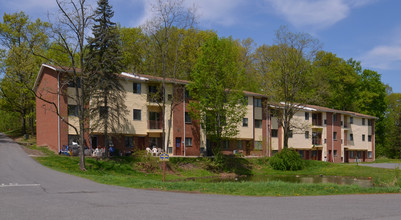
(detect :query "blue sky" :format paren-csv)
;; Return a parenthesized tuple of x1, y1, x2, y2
(1, 0, 401, 92)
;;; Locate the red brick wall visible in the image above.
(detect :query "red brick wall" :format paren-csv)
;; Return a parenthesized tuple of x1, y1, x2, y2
(326, 113, 342, 163)
(262, 98, 268, 156)
(172, 87, 201, 156)
(372, 120, 375, 161)
(36, 67, 67, 152)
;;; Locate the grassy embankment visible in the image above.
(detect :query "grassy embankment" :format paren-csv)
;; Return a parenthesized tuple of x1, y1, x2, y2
(16, 138, 401, 196)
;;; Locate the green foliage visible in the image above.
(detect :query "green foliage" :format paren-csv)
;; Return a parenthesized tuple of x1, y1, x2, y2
(269, 148, 305, 171)
(31, 150, 401, 196)
(0, 11, 49, 134)
(311, 51, 361, 111)
(85, 0, 128, 155)
(188, 36, 247, 156)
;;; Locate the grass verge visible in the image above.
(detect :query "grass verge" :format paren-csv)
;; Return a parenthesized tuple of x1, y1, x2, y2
(26, 145, 401, 196)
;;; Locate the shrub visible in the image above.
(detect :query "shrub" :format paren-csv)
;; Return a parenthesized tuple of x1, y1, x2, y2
(269, 148, 305, 171)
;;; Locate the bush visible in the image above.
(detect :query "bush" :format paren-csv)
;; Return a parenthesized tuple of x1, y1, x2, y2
(269, 148, 305, 171)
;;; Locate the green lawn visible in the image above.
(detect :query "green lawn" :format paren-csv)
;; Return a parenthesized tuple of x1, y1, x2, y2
(27, 145, 401, 196)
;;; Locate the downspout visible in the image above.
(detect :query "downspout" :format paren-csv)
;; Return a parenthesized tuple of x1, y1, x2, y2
(183, 87, 186, 156)
(267, 107, 270, 157)
(57, 71, 60, 153)
(332, 113, 334, 163)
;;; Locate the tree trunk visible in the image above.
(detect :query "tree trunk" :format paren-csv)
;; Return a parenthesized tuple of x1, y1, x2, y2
(22, 111, 27, 135)
(104, 95, 109, 157)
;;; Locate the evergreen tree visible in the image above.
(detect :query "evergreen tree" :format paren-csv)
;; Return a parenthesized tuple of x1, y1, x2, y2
(85, 0, 127, 157)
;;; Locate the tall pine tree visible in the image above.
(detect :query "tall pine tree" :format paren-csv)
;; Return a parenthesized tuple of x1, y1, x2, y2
(85, 0, 127, 157)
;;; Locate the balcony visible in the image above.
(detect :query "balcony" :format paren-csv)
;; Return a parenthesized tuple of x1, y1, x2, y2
(312, 132, 322, 145)
(312, 119, 322, 126)
(147, 93, 163, 103)
(148, 120, 162, 129)
(312, 137, 322, 145)
(312, 113, 323, 126)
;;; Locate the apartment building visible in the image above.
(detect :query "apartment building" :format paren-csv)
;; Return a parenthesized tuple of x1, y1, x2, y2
(34, 64, 376, 162)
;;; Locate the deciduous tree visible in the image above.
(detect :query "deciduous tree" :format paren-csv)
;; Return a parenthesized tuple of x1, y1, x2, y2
(188, 36, 247, 157)
(255, 26, 320, 149)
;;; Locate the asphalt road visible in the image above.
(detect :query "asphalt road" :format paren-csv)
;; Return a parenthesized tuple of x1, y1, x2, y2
(359, 163, 401, 169)
(1, 133, 401, 220)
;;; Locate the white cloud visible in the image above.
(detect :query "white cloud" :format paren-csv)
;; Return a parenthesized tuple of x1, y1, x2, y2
(133, 0, 245, 27)
(185, 0, 245, 27)
(265, 0, 374, 30)
(361, 45, 401, 70)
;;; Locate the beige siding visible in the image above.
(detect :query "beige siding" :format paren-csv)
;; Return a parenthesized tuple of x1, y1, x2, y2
(236, 96, 254, 139)
(288, 111, 311, 149)
(68, 116, 80, 135)
(347, 117, 371, 150)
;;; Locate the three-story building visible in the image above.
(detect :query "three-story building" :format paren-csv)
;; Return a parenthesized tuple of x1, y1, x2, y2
(34, 64, 375, 162)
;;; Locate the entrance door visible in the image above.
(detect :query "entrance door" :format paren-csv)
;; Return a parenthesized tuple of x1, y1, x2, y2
(91, 136, 98, 149)
(344, 150, 349, 163)
(175, 138, 182, 155)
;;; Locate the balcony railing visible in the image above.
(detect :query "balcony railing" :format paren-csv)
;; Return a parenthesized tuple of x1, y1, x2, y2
(312, 138, 322, 145)
(147, 92, 163, 103)
(312, 119, 322, 126)
(148, 120, 162, 129)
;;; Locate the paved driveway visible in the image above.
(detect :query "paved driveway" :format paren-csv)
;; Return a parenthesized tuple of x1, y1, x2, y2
(1, 133, 401, 220)
(359, 163, 401, 169)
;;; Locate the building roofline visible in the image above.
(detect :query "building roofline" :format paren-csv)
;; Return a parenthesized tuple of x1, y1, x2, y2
(35, 63, 378, 119)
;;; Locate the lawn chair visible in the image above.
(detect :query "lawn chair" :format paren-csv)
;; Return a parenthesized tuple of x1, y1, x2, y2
(146, 147, 152, 155)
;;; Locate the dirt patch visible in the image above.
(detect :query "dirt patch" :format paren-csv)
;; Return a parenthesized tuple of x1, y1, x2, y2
(19, 144, 46, 157)
(179, 163, 198, 170)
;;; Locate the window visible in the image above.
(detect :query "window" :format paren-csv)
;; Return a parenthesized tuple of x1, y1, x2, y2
(185, 90, 191, 99)
(185, 138, 192, 146)
(368, 151, 372, 158)
(149, 85, 158, 94)
(223, 140, 229, 149)
(68, 135, 79, 145)
(305, 112, 309, 120)
(68, 78, 81, 88)
(324, 119, 327, 125)
(350, 151, 354, 158)
(255, 119, 262, 128)
(305, 131, 309, 139)
(254, 98, 262, 107)
(362, 118, 365, 125)
(243, 96, 248, 105)
(289, 130, 293, 138)
(237, 140, 242, 149)
(368, 119, 372, 126)
(168, 94, 172, 101)
(324, 139, 327, 144)
(133, 83, 141, 94)
(362, 134, 365, 141)
(133, 109, 141, 120)
(185, 112, 192, 123)
(299, 150, 304, 158)
(368, 135, 372, 142)
(334, 150, 337, 157)
(243, 118, 248, 127)
(99, 106, 108, 118)
(124, 136, 133, 148)
(254, 141, 262, 150)
(271, 129, 278, 137)
(357, 151, 362, 158)
(333, 132, 337, 140)
(176, 138, 181, 148)
(350, 133, 354, 141)
(333, 114, 337, 122)
(350, 117, 354, 124)
(68, 105, 78, 116)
